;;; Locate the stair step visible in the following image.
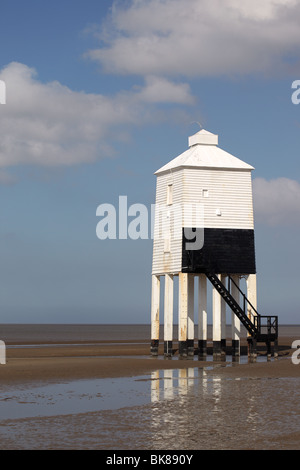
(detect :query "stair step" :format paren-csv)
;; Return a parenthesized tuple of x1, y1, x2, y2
(206, 273, 278, 342)
(206, 273, 258, 338)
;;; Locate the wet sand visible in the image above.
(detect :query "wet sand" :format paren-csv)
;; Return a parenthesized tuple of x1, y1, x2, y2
(0, 335, 300, 450)
(1, 335, 299, 387)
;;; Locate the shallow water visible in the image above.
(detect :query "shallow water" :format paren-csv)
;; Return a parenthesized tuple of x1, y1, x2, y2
(0, 356, 269, 419)
(0, 373, 154, 420)
(0, 324, 298, 449)
(0, 360, 299, 449)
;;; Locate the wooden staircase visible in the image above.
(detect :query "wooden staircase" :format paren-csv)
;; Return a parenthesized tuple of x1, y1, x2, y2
(206, 273, 278, 347)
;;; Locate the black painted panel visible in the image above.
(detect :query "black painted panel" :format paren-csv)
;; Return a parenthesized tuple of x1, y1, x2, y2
(182, 228, 256, 274)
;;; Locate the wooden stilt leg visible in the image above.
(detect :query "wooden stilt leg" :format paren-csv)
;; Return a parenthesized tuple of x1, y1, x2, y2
(151, 275, 160, 356)
(198, 275, 207, 359)
(178, 273, 188, 357)
(164, 274, 174, 357)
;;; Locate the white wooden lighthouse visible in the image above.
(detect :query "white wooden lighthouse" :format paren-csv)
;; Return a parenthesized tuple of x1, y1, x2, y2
(150, 129, 278, 358)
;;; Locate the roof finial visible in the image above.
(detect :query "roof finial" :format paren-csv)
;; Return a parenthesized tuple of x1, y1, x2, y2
(191, 121, 203, 130)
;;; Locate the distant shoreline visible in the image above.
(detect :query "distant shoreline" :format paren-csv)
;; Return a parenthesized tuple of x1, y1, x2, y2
(0, 323, 298, 390)
(0, 334, 298, 388)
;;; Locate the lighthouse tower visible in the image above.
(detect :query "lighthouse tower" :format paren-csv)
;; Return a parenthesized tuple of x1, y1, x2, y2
(150, 129, 278, 358)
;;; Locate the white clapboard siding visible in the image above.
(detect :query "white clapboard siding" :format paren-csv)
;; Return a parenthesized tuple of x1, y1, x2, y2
(182, 168, 254, 230)
(152, 170, 183, 275)
(152, 129, 255, 275)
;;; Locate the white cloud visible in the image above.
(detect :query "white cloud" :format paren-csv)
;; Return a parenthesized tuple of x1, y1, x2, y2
(0, 62, 194, 171)
(136, 76, 194, 104)
(87, 0, 300, 78)
(0, 62, 131, 168)
(253, 177, 300, 226)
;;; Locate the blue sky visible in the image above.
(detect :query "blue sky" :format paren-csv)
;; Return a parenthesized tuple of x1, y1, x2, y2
(0, 0, 300, 324)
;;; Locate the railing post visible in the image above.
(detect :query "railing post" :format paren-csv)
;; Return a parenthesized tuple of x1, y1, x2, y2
(267, 316, 271, 336)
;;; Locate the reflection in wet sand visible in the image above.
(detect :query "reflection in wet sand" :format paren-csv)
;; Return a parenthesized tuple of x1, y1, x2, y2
(151, 367, 200, 403)
(146, 365, 300, 450)
(0, 361, 300, 449)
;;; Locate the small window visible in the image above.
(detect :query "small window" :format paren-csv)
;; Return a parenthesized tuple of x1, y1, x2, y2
(202, 189, 209, 198)
(167, 184, 173, 205)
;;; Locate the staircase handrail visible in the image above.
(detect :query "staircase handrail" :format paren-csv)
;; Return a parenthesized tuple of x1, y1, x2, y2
(227, 274, 259, 318)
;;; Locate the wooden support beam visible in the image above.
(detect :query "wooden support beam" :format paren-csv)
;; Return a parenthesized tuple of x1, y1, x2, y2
(221, 274, 227, 355)
(198, 274, 207, 358)
(164, 274, 174, 357)
(213, 274, 222, 359)
(187, 275, 194, 357)
(150, 274, 160, 356)
(231, 275, 241, 357)
(178, 273, 188, 357)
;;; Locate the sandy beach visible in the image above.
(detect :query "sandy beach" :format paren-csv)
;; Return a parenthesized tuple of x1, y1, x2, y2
(1, 334, 299, 386)
(0, 331, 300, 450)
